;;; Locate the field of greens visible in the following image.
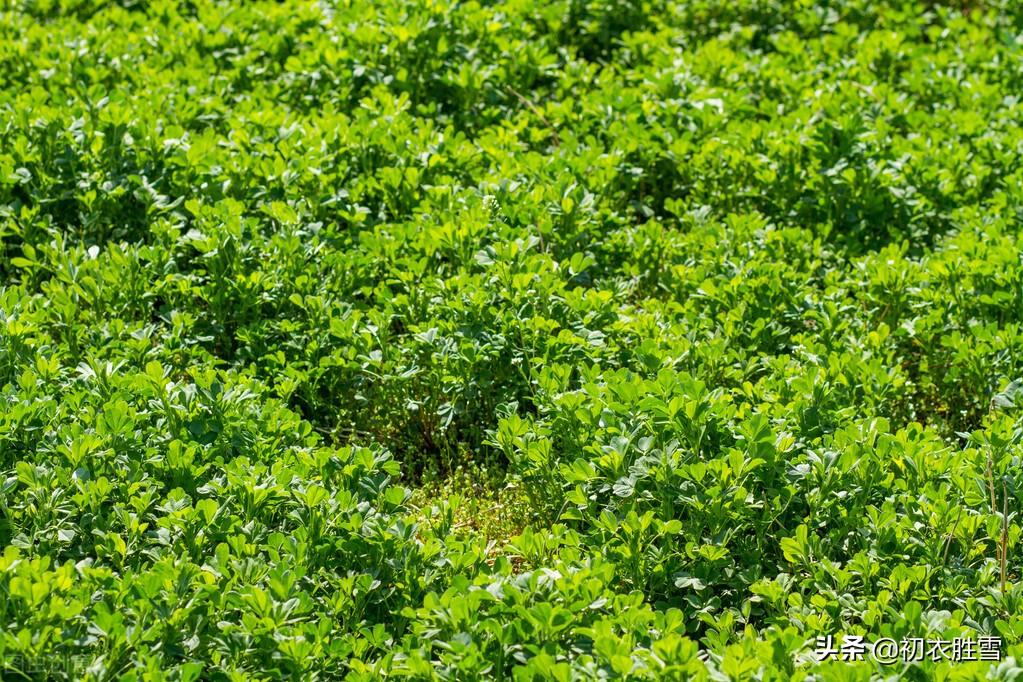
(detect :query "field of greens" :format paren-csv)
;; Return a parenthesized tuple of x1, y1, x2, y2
(2, 0, 1023, 679)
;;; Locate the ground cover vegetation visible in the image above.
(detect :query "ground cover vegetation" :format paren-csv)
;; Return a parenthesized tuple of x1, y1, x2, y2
(1, 0, 1023, 679)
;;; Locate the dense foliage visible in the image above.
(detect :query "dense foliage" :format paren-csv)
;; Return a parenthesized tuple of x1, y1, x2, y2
(2, 0, 1023, 679)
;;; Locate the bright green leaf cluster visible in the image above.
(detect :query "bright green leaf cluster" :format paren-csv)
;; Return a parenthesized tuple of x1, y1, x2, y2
(2, 0, 1023, 680)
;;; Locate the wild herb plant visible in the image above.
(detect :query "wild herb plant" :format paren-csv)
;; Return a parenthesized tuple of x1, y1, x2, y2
(1, 0, 1022, 679)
